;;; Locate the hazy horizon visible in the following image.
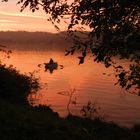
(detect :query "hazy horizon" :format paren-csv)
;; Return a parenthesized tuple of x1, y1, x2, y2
(0, 31, 72, 51)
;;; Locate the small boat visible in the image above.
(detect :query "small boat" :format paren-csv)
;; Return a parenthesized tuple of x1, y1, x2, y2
(44, 58, 58, 73)
(44, 62, 58, 69)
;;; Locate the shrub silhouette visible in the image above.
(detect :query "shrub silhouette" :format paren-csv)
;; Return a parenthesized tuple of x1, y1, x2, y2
(0, 64, 39, 104)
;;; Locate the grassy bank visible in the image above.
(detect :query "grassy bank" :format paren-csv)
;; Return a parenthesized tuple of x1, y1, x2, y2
(0, 64, 140, 140)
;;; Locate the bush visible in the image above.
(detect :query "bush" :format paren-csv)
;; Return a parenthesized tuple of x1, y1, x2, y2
(0, 64, 39, 104)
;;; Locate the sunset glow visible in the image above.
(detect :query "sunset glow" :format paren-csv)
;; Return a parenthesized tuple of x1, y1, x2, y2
(0, 1, 60, 32)
(0, 0, 140, 138)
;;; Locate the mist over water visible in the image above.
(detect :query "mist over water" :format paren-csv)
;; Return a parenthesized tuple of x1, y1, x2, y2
(0, 31, 71, 51)
(1, 31, 140, 127)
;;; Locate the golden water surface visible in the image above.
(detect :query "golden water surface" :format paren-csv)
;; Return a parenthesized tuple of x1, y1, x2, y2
(3, 49, 140, 127)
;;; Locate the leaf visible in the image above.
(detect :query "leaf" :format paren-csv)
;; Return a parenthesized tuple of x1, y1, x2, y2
(65, 50, 70, 56)
(105, 63, 111, 68)
(70, 49, 75, 55)
(78, 56, 85, 64)
(115, 66, 123, 69)
(54, 25, 60, 31)
(118, 72, 126, 79)
(32, 9, 35, 12)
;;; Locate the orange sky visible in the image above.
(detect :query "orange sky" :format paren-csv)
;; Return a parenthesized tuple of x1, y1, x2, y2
(0, 1, 65, 32)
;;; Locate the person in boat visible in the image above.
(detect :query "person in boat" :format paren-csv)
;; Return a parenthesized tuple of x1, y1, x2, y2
(49, 58, 54, 64)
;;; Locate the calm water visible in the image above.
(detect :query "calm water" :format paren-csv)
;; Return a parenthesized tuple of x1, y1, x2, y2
(3, 48, 140, 127)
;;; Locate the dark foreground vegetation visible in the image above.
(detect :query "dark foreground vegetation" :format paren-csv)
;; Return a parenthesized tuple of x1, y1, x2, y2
(0, 63, 140, 140)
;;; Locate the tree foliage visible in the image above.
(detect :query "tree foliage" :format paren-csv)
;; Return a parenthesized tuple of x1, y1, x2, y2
(2, 0, 140, 94)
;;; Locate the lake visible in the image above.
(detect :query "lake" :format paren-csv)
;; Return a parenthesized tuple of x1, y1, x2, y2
(1, 32, 140, 127)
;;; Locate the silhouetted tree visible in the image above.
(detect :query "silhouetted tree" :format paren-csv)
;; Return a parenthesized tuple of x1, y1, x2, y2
(3, 0, 140, 94)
